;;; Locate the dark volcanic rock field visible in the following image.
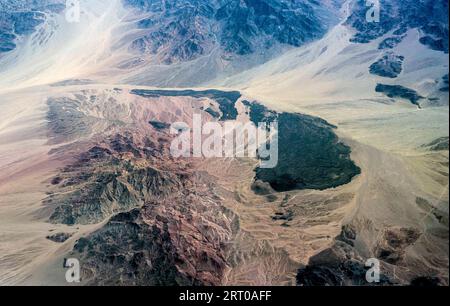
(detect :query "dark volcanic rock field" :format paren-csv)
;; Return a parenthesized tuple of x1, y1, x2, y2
(244, 101, 361, 192)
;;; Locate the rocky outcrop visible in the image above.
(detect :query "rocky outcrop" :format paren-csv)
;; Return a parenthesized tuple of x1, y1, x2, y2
(374, 227, 422, 265)
(378, 35, 406, 50)
(369, 52, 404, 78)
(124, 0, 336, 63)
(346, 0, 449, 53)
(46, 232, 73, 243)
(297, 216, 449, 286)
(375, 84, 424, 107)
(0, 1, 65, 53)
(47, 132, 188, 225)
(45, 89, 236, 285)
(243, 101, 361, 192)
(421, 137, 449, 152)
(72, 179, 235, 285)
(297, 240, 392, 286)
(440, 74, 449, 92)
(215, 0, 330, 56)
